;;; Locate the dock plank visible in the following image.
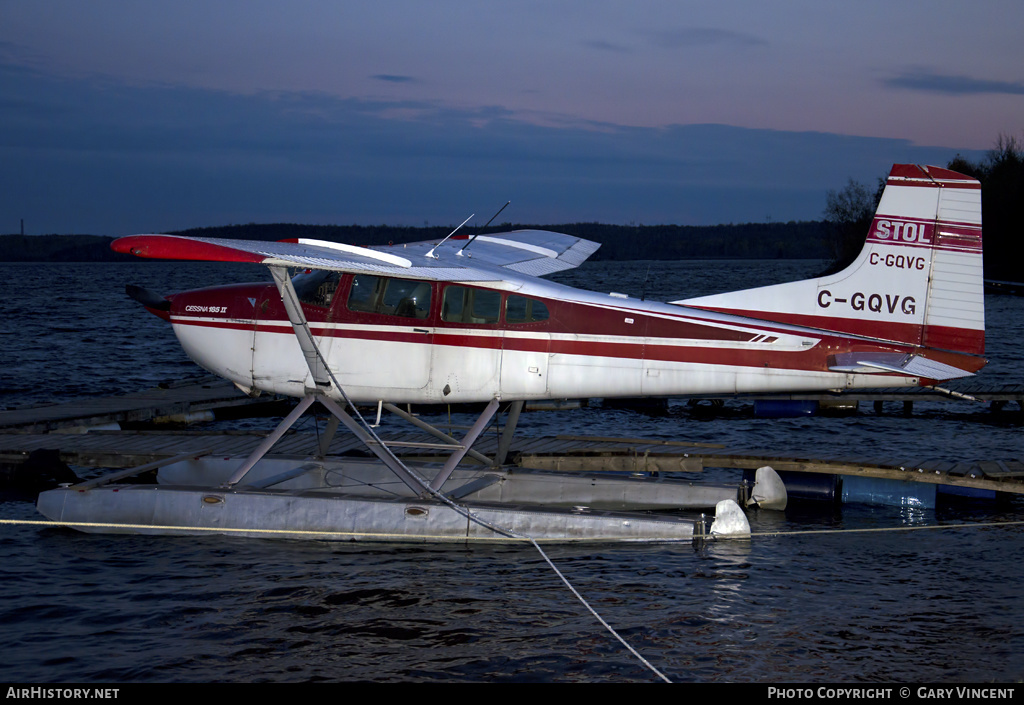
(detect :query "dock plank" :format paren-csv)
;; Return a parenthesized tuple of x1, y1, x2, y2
(0, 377, 283, 432)
(4, 400, 1024, 500)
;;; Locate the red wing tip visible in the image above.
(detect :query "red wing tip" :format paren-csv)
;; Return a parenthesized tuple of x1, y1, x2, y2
(110, 234, 266, 263)
(111, 235, 153, 254)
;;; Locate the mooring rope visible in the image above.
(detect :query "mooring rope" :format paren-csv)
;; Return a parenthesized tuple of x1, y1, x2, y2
(6, 513, 1024, 683)
(1, 509, 674, 681)
(9, 515, 1022, 538)
(270, 281, 674, 682)
(325, 389, 673, 681)
(743, 518, 1024, 539)
(527, 536, 672, 683)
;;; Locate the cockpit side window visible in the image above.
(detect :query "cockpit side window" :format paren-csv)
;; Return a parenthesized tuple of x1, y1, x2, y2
(382, 279, 432, 319)
(347, 274, 384, 313)
(506, 295, 549, 324)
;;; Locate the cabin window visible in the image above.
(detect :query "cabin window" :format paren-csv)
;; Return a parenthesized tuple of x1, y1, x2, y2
(347, 275, 431, 320)
(441, 286, 501, 325)
(506, 295, 549, 324)
(292, 270, 340, 308)
(382, 279, 432, 319)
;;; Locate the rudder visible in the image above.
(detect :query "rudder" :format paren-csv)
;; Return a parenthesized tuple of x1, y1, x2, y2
(675, 164, 984, 355)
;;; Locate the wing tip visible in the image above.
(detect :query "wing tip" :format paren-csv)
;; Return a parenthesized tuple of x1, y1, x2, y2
(111, 234, 266, 263)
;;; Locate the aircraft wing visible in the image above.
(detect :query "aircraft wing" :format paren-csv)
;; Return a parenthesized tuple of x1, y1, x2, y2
(111, 229, 600, 282)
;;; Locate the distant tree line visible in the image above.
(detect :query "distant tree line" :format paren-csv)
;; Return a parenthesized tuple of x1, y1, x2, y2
(824, 133, 1024, 281)
(0, 235, 138, 262)
(821, 178, 885, 275)
(1, 221, 832, 262)
(948, 135, 1024, 282)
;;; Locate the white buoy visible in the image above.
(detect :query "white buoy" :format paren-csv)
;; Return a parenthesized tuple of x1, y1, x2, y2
(748, 465, 788, 510)
(709, 499, 750, 537)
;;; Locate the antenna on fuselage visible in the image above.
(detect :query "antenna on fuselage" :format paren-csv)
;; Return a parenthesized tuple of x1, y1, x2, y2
(640, 265, 651, 301)
(426, 213, 474, 259)
(457, 200, 511, 256)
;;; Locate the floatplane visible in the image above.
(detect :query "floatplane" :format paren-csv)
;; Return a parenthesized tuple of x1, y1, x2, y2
(37, 164, 985, 542)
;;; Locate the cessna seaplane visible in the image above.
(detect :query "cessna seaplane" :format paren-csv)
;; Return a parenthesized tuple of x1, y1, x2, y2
(37, 164, 985, 542)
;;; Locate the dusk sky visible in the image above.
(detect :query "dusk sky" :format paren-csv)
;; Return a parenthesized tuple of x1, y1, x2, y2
(2, 1, 1022, 236)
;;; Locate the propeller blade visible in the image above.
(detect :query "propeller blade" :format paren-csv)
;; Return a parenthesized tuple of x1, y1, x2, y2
(126, 284, 171, 311)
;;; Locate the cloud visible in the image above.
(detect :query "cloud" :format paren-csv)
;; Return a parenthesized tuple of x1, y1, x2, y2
(583, 39, 633, 54)
(883, 71, 1024, 96)
(0, 60, 983, 235)
(371, 74, 419, 84)
(644, 27, 767, 50)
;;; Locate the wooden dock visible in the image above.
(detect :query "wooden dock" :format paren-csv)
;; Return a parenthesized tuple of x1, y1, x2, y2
(691, 383, 1024, 413)
(0, 377, 286, 433)
(2, 377, 1023, 499)
(2, 427, 1023, 498)
(2, 376, 1020, 434)
(695, 383, 1024, 404)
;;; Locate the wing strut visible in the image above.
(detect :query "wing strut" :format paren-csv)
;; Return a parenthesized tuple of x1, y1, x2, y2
(268, 266, 332, 388)
(226, 264, 504, 497)
(223, 266, 434, 496)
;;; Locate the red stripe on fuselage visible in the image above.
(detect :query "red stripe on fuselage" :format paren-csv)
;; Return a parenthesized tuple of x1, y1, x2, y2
(690, 307, 984, 356)
(169, 314, 887, 374)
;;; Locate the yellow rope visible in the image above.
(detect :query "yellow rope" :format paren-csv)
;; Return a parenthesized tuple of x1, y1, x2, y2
(6, 513, 1020, 685)
(745, 519, 1024, 539)
(6, 516, 1024, 540)
(0, 517, 686, 542)
(0, 517, 526, 541)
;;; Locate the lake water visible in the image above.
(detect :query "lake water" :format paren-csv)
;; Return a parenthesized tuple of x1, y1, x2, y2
(1, 260, 1022, 683)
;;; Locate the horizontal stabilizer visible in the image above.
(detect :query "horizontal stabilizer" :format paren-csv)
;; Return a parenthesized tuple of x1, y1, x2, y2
(827, 352, 974, 380)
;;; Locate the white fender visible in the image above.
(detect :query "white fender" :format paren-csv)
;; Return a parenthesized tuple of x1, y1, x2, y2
(709, 498, 750, 537)
(748, 465, 788, 511)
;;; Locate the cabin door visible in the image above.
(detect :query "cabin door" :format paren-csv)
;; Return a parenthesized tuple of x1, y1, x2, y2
(499, 294, 551, 398)
(329, 274, 434, 398)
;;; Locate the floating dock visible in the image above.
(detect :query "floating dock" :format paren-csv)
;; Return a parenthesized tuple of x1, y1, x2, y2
(3, 377, 1023, 509)
(0, 378, 286, 433)
(5, 428, 1022, 502)
(3, 377, 1021, 434)
(689, 383, 1024, 416)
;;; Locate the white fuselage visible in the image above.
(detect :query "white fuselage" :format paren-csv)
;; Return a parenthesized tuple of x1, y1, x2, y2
(169, 274, 924, 404)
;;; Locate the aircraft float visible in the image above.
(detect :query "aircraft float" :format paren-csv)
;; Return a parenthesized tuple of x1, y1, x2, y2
(37, 164, 985, 542)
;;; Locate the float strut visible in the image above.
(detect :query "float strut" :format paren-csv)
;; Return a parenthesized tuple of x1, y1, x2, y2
(429, 399, 500, 491)
(224, 394, 317, 487)
(493, 400, 524, 468)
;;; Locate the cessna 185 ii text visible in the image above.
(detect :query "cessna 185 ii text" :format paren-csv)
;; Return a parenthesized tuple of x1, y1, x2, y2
(35, 164, 985, 543)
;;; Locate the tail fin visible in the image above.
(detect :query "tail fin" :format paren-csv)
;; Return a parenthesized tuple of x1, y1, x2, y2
(675, 164, 984, 355)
